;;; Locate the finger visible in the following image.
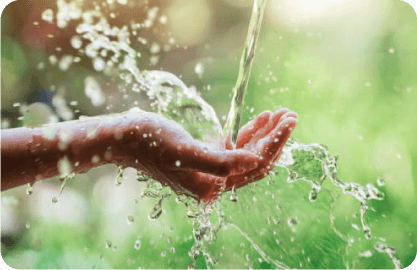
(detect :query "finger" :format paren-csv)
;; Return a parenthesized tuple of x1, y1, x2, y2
(225, 132, 233, 150)
(257, 116, 297, 163)
(248, 108, 291, 145)
(225, 112, 298, 191)
(235, 111, 272, 149)
(280, 111, 298, 121)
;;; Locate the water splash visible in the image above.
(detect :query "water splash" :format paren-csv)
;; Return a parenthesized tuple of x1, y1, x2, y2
(18, 0, 405, 268)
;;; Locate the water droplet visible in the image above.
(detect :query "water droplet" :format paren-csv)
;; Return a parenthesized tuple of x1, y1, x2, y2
(104, 240, 112, 249)
(376, 177, 385, 186)
(93, 57, 106, 71)
(159, 15, 167, 24)
(25, 223, 30, 229)
(187, 205, 199, 218)
(26, 183, 33, 195)
(229, 186, 238, 202)
(71, 36, 82, 49)
(194, 62, 204, 78)
(287, 217, 298, 227)
(127, 215, 134, 224)
(149, 200, 163, 220)
(115, 166, 123, 186)
(85, 76, 106, 107)
(137, 171, 148, 181)
(175, 160, 181, 167)
(134, 239, 141, 250)
(52, 197, 58, 203)
(388, 47, 395, 54)
(308, 189, 318, 202)
(364, 226, 371, 239)
(42, 9, 54, 24)
(92, 155, 100, 164)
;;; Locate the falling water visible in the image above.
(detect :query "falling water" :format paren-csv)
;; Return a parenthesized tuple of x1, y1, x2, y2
(223, 0, 268, 145)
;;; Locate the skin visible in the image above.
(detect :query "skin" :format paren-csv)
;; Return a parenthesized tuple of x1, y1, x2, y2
(1, 108, 297, 201)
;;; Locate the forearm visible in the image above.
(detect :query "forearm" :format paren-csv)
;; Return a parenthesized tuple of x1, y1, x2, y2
(1, 112, 146, 190)
(0, 110, 259, 193)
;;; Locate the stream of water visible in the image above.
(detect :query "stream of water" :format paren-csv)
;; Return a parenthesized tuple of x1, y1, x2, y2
(223, 0, 267, 146)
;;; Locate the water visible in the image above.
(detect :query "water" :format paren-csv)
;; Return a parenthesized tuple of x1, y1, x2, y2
(223, 0, 268, 146)
(6, 0, 405, 268)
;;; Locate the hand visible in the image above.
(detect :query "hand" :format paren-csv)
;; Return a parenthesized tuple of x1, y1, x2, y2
(146, 108, 298, 201)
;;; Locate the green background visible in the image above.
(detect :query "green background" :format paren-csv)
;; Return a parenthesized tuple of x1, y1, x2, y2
(1, 0, 416, 268)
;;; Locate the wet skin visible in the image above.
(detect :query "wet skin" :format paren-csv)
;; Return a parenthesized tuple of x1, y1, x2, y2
(1, 108, 297, 201)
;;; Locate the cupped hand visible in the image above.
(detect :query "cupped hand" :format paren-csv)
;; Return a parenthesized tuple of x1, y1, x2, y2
(143, 108, 298, 201)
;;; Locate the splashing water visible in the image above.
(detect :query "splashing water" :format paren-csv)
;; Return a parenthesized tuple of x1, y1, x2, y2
(7, 0, 406, 268)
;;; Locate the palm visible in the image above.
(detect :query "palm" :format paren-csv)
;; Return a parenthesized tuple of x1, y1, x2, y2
(156, 108, 297, 201)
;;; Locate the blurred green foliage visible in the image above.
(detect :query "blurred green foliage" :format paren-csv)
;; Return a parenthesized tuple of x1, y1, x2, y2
(1, 0, 416, 268)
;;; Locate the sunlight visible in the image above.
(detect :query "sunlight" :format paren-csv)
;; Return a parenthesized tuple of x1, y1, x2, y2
(267, 0, 353, 27)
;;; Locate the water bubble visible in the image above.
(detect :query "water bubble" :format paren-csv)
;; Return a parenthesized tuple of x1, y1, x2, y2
(175, 160, 181, 167)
